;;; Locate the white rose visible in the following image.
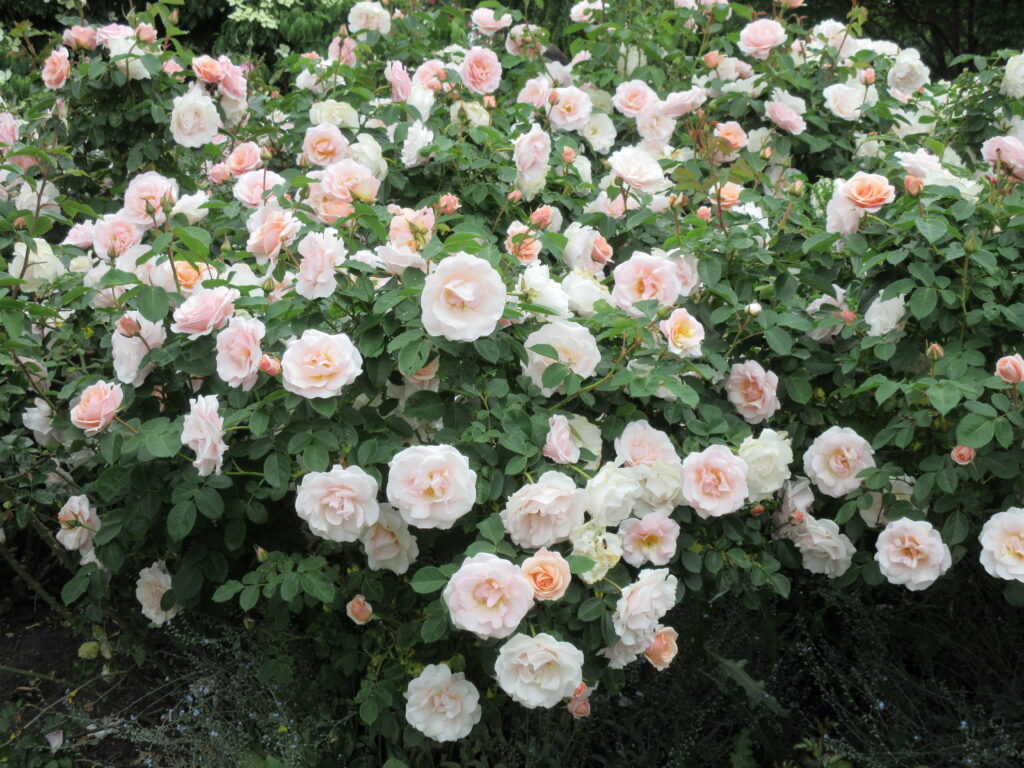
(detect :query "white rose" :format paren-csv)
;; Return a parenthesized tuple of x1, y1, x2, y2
(360, 504, 419, 574)
(1002, 53, 1024, 99)
(56, 495, 100, 553)
(585, 463, 643, 525)
(568, 415, 602, 470)
(795, 518, 855, 579)
(861, 475, 917, 528)
(979, 508, 1024, 582)
(738, 429, 793, 501)
(495, 633, 584, 709)
(405, 664, 482, 741)
(562, 268, 610, 317)
(170, 87, 221, 148)
(408, 83, 436, 121)
(501, 471, 586, 549)
(9, 238, 65, 293)
(295, 465, 380, 543)
(112, 310, 167, 387)
(348, 133, 388, 180)
(170, 191, 211, 224)
(310, 99, 360, 129)
(522, 320, 601, 396)
(451, 100, 490, 128)
(875, 518, 951, 590)
(822, 82, 867, 121)
(633, 461, 684, 517)
(773, 476, 814, 540)
(349, 0, 391, 36)
(581, 112, 616, 154)
(107, 37, 151, 80)
(612, 568, 677, 648)
(516, 263, 571, 320)
(22, 397, 55, 445)
(570, 521, 623, 583)
(401, 121, 434, 168)
(135, 561, 182, 625)
(887, 49, 930, 95)
(608, 145, 669, 194)
(864, 292, 906, 337)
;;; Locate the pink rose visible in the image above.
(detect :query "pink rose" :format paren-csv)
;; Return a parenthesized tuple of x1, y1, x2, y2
(501, 471, 587, 549)
(505, 221, 541, 265)
(803, 426, 876, 498)
(136, 561, 181, 625)
(543, 414, 581, 464)
(436, 194, 460, 215)
(384, 60, 411, 101)
(388, 206, 435, 252)
(225, 142, 263, 176)
(63, 25, 97, 50)
(386, 444, 477, 529)
(982, 136, 1024, 179)
(513, 123, 551, 179)
(659, 308, 704, 357)
(181, 394, 227, 476)
(303, 123, 349, 167)
(413, 59, 447, 91)
(420, 252, 506, 342)
(135, 22, 157, 43)
(843, 172, 895, 212)
(659, 87, 706, 118)
(96, 23, 134, 46)
(471, 7, 513, 35)
(281, 329, 363, 399)
(459, 46, 502, 95)
(765, 99, 806, 135)
(611, 252, 682, 317)
(549, 87, 592, 132)
(608, 146, 668, 193)
(619, 513, 680, 567)
(523, 321, 601, 396)
(217, 57, 247, 101)
(207, 162, 231, 184)
(112, 310, 166, 387)
(41, 47, 71, 90)
(636, 103, 676, 147)
(681, 444, 749, 518)
(874, 518, 951, 591)
(443, 553, 534, 639)
(93, 212, 143, 258)
(296, 465, 380, 542)
(996, 353, 1024, 383)
(56, 495, 100, 553)
(296, 229, 347, 300)
(170, 286, 237, 340)
(63, 222, 94, 249)
(614, 420, 678, 467)
(725, 360, 781, 424)
(123, 171, 179, 227)
(245, 206, 301, 265)
(520, 548, 571, 600)
(738, 19, 787, 59)
(192, 55, 225, 83)
(233, 169, 286, 208)
(643, 625, 679, 671)
(950, 445, 975, 465)
(613, 568, 677, 648)
(70, 381, 123, 436)
(215, 316, 265, 391)
(305, 181, 353, 225)
(346, 594, 373, 625)
(321, 158, 380, 203)
(612, 80, 658, 117)
(517, 75, 552, 108)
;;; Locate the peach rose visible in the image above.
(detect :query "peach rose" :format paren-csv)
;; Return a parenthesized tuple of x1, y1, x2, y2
(996, 353, 1024, 383)
(611, 252, 682, 317)
(170, 286, 237, 340)
(459, 46, 502, 95)
(612, 80, 658, 117)
(181, 394, 227, 476)
(443, 553, 534, 639)
(505, 221, 541, 265)
(346, 594, 373, 624)
(245, 206, 301, 265)
(643, 625, 679, 671)
(70, 381, 123, 436)
(436, 193, 460, 215)
(388, 206, 435, 252)
(725, 360, 781, 424)
(681, 444, 749, 518)
(192, 54, 225, 83)
(659, 308, 704, 357)
(41, 47, 71, 90)
(225, 142, 263, 176)
(386, 444, 477, 530)
(520, 548, 571, 600)
(303, 123, 349, 167)
(710, 181, 743, 210)
(738, 19, 787, 59)
(321, 158, 380, 203)
(950, 445, 976, 465)
(215, 316, 265, 391)
(414, 59, 447, 91)
(281, 329, 363, 399)
(123, 171, 179, 227)
(715, 120, 747, 153)
(842, 172, 895, 212)
(63, 25, 97, 50)
(420, 252, 507, 342)
(874, 518, 951, 591)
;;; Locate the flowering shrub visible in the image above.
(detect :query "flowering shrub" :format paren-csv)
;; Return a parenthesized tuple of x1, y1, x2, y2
(3, 0, 1024, 755)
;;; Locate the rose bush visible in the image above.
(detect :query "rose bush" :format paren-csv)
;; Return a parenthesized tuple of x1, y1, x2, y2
(2, 0, 1024, 760)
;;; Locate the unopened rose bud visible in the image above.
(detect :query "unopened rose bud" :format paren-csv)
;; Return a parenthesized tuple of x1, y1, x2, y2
(750, 505, 764, 517)
(840, 310, 857, 325)
(259, 354, 281, 376)
(964, 232, 980, 253)
(170, 10, 179, 23)
(255, 546, 269, 563)
(703, 50, 722, 68)
(995, 353, 1024, 383)
(903, 174, 924, 196)
(562, 146, 577, 163)
(411, 357, 440, 383)
(926, 342, 944, 361)
(243, 617, 256, 629)
(950, 445, 976, 466)
(530, 205, 553, 229)
(789, 179, 805, 196)
(548, 90, 561, 105)
(117, 314, 141, 337)
(760, 147, 773, 160)
(567, 696, 591, 719)
(696, 206, 712, 222)
(346, 595, 373, 625)
(859, 67, 875, 85)
(507, 189, 523, 203)
(207, 163, 230, 184)
(436, 193, 460, 215)
(135, 23, 158, 43)
(260, 146, 274, 162)
(483, 94, 496, 109)
(300, 51, 320, 60)
(746, 302, 762, 316)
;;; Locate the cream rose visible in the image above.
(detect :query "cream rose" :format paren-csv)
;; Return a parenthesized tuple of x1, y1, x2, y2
(681, 444, 749, 518)
(386, 445, 477, 530)
(874, 518, 951, 591)
(613, 568, 678, 648)
(360, 503, 419, 574)
(281, 329, 363, 399)
(443, 553, 534, 639)
(296, 465, 380, 543)
(501, 471, 587, 549)
(420, 253, 506, 342)
(738, 429, 793, 501)
(136, 561, 182, 625)
(494, 633, 584, 709)
(979, 508, 1024, 582)
(405, 664, 482, 742)
(803, 426, 876, 498)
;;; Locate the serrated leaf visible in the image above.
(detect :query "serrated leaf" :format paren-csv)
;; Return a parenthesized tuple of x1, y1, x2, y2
(411, 566, 448, 594)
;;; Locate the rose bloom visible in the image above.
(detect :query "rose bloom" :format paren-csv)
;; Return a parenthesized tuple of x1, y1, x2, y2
(387, 444, 477, 529)
(520, 548, 571, 601)
(612, 80, 658, 117)
(714, 120, 748, 158)
(504, 221, 541, 265)
(346, 594, 373, 625)
(443, 553, 534, 639)
(459, 46, 502, 95)
(420, 252, 506, 342)
(501, 472, 586, 549)
(636, 103, 677, 147)
(549, 87, 593, 132)
(495, 633, 584, 708)
(611, 252, 682, 317)
(765, 98, 806, 135)
(795, 517, 855, 579)
(112, 310, 167, 387)
(738, 19, 787, 59)
(981, 136, 1024, 179)
(136, 561, 182, 625)
(613, 568, 678, 648)
(726, 360, 781, 424)
(191, 54, 225, 83)
(681, 444, 749, 518)
(384, 60, 411, 101)
(123, 171, 179, 227)
(615, 420, 678, 467)
(214, 316, 265, 391)
(361, 504, 419, 574)
(296, 229, 347, 300)
(70, 381, 123, 436)
(608, 145, 668, 194)
(644, 625, 679, 671)
(281, 329, 363, 399)
(523, 320, 601, 396)
(405, 664, 482, 742)
(842, 171, 895, 212)
(93, 212, 143, 258)
(803, 426, 876, 498)
(303, 123, 349, 166)
(951, 445, 976, 466)
(619, 513, 680, 567)
(514, 123, 552, 180)
(225, 142, 263, 176)
(181, 395, 227, 476)
(233, 170, 287, 208)
(296, 464, 380, 543)
(738, 429, 793, 500)
(63, 25, 97, 50)
(874, 518, 951, 591)
(348, 0, 391, 36)
(543, 414, 581, 464)
(471, 7, 513, 35)
(246, 206, 301, 265)
(170, 86, 221, 148)
(996, 353, 1024, 383)
(321, 158, 381, 202)
(390, 206, 435, 252)
(42, 47, 71, 90)
(979, 508, 1024, 582)
(170, 286, 237, 340)
(56, 495, 100, 553)
(518, 75, 553, 108)
(660, 308, 704, 357)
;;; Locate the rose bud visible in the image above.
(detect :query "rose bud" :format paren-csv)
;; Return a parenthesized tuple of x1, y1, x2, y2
(116, 314, 141, 337)
(207, 163, 230, 184)
(745, 302, 763, 316)
(567, 696, 591, 718)
(750, 505, 764, 517)
(995, 353, 1024, 383)
(703, 50, 722, 68)
(926, 342, 944, 361)
(696, 206, 712, 222)
(760, 147, 773, 160)
(548, 90, 560, 104)
(950, 445, 976, 466)
(507, 189, 523, 202)
(561, 146, 577, 163)
(258, 354, 281, 376)
(483, 94, 496, 109)
(859, 67, 876, 85)
(530, 206, 553, 230)
(346, 595, 373, 625)
(435, 193, 460, 215)
(903, 174, 924, 196)
(840, 310, 857, 325)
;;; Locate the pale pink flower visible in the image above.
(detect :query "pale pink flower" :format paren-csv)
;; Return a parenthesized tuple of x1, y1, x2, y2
(982, 136, 1024, 179)
(386, 445, 477, 530)
(505, 221, 541, 265)
(615, 420, 678, 467)
(443, 553, 534, 639)
(979, 508, 1024, 582)
(321, 158, 380, 202)
(136, 561, 181, 625)
(608, 146, 668, 193)
(725, 360, 780, 424)
(63, 222, 95, 249)
(93, 212, 143, 258)
(245, 206, 301, 265)
(225, 142, 263, 176)
(765, 98, 806, 135)
(384, 60, 411, 101)
(738, 19, 787, 59)
(950, 445, 976, 465)
(281, 329, 362, 398)
(659, 308, 704, 357)
(549, 87, 592, 132)
(233, 169, 286, 208)
(620, 513, 680, 567)
(41, 47, 71, 90)
(346, 594, 373, 624)
(303, 123, 349, 166)
(413, 59, 447, 91)
(296, 465, 380, 542)
(63, 25, 97, 50)
(996, 353, 1024, 383)
(459, 46, 502, 95)
(611, 252, 682, 317)
(501, 471, 586, 549)
(523, 320, 601, 396)
(495, 633, 583, 708)
(803, 426, 876, 498)
(296, 229, 347, 299)
(517, 75, 552, 108)
(112, 310, 166, 387)
(613, 568, 677, 648)
(543, 414, 580, 464)
(404, 664, 481, 742)
(613, 80, 658, 117)
(192, 55, 225, 83)
(56, 495, 100, 553)
(388, 206, 434, 251)
(123, 171, 179, 227)
(681, 444, 749, 518)
(420, 252, 506, 342)
(215, 316, 265, 391)
(643, 625, 679, 671)
(660, 87, 707, 117)
(471, 7, 513, 35)
(843, 171, 895, 212)
(181, 394, 227, 476)
(70, 381, 123, 436)
(170, 286, 237, 340)
(875, 518, 951, 591)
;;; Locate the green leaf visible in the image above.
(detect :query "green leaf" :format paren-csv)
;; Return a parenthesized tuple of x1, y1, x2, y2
(264, 453, 291, 488)
(763, 327, 793, 355)
(914, 217, 947, 244)
(301, 571, 336, 603)
(420, 613, 448, 643)
(143, 418, 182, 458)
(942, 510, 969, 546)
(956, 413, 995, 449)
(239, 584, 260, 611)
(212, 580, 243, 602)
(167, 502, 197, 541)
(909, 287, 937, 320)
(249, 409, 269, 437)
(567, 555, 595, 574)
(195, 487, 224, 520)
(926, 382, 961, 416)
(136, 285, 169, 323)
(61, 572, 90, 605)
(577, 597, 605, 621)
(476, 514, 505, 545)
(541, 362, 569, 389)
(411, 566, 448, 594)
